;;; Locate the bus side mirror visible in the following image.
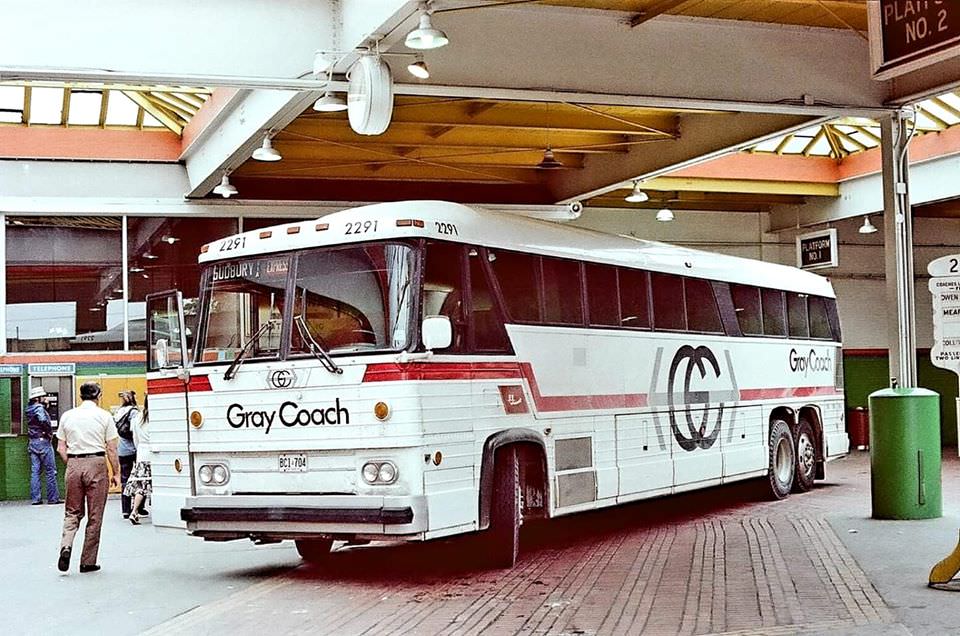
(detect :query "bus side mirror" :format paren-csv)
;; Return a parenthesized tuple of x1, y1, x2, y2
(422, 315, 452, 351)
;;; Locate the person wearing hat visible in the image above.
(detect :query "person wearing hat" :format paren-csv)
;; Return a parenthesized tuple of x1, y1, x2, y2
(26, 385, 61, 505)
(115, 390, 141, 519)
(55, 381, 120, 574)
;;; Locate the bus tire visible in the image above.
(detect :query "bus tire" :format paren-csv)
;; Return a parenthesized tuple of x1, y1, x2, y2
(767, 419, 795, 500)
(793, 420, 817, 493)
(487, 446, 521, 568)
(295, 538, 334, 564)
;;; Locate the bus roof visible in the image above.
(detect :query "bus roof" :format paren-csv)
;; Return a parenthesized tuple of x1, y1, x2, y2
(199, 200, 834, 297)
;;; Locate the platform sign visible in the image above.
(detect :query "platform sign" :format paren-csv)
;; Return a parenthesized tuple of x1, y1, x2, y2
(869, 1, 960, 80)
(928, 254, 960, 375)
(796, 228, 838, 271)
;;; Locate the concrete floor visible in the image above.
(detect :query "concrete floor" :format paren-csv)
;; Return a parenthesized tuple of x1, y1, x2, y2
(5, 451, 960, 635)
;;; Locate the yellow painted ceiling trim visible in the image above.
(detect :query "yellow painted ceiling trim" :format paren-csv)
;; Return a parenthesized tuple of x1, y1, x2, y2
(635, 176, 839, 197)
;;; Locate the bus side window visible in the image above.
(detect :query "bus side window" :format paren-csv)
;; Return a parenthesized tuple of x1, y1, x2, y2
(685, 277, 723, 334)
(731, 284, 762, 335)
(488, 250, 540, 323)
(761, 288, 787, 337)
(423, 241, 465, 352)
(652, 273, 685, 331)
(787, 292, 810, 338)
(470, 249, 511, 353)
(808, 295, 832, 340)
(586, 263, 620, 327)
(542, 256, 584, 325)
(824, 297, 842, 342)
(618, 268, 650, 329)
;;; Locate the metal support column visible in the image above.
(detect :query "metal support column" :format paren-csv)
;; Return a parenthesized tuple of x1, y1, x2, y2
(881, 110, 917, 388)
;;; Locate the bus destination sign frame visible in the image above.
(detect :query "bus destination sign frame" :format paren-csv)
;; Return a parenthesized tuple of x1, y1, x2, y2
(869, 1, 960, 80)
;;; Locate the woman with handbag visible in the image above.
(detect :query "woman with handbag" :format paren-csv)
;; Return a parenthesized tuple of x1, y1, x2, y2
(124, 398, 152, 525)
(114, 390, 140, 519)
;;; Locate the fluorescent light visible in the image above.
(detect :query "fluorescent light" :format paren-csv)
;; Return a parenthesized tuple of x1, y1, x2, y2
(656, 208, 674, 222)
(162, 235, 179, 244)
(407, 55, 430, 79)
(405, 3, 449, 50)
(129, 265, 145, 273)
(859, 215, 878, 234)
(212, 174, 238, 198)
(313, 91, 348, 112)
(252, 135, 281, 162)
(142, 252, 158, 260)
(625, 181, 649, 203)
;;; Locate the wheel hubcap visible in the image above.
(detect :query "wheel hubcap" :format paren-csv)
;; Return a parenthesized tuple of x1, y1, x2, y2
(775, 437, 792, 483)
(798, 433, 815, 478)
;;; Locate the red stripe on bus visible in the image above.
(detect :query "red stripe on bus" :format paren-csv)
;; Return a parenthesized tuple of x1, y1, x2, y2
(362, 362, 522, 383)
(518, 362, 648, 412)
(738, 386, 840, 400)
(146, 375, 212, 394)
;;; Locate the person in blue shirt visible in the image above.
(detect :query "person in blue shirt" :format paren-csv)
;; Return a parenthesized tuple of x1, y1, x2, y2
(27, 386, 62, 505)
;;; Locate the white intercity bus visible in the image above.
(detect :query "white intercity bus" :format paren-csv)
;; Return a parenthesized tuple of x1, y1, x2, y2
(146, 200, 847, 567)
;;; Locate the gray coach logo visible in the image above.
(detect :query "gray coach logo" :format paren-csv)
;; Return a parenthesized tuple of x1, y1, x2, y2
(268, 369, 296, 389)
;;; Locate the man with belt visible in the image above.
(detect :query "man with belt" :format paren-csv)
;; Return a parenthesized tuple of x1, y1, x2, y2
(55, 381, 120, 573)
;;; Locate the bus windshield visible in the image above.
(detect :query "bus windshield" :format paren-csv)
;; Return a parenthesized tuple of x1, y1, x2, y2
(195, 243, 416, 364)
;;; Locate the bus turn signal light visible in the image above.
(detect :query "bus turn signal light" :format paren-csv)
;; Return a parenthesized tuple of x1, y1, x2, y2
(374, 401, 390, 421)
(190, 411, 203, 428)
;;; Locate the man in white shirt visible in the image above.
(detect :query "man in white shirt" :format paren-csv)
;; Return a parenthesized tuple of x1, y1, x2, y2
(55, 381, 120, 573)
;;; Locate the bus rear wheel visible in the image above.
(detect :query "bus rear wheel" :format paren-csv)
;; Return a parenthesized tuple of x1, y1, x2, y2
(295, 537, 334, 564)
(487, 446, 522, 568)
(793, 420, 817, 493)
(767, 419, 795, 500)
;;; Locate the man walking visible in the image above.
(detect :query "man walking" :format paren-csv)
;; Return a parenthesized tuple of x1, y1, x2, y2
(26, 386, 61, 505)
(55, 381, 120, 573)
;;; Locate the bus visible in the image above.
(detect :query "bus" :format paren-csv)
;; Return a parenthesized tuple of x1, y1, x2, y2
(146, 200, 846, 568)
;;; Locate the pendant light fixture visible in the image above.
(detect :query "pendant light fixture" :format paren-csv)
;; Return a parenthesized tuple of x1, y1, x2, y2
(314, 65, 349, 112)
(407, 54, 430, 79)
(655, 208, 674, 222)
(536, 147, 564, 169)
(625, 180, 649, 203)
(858, 215, 878, 234)
(405, 2, 449, 50)
(213, 174, 238, 198)
(252, 135, 282, 161)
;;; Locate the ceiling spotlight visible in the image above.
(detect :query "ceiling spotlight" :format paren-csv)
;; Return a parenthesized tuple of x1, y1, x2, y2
(656, 208, 675, 222)
(162, 235, 180, 245)
(129, 265, 145, 273)
(536, 147, 564, 169)
(252, 135, 282, 162)
(405, 2, 449, 50)
(407, 54, 430, 79)
(212, 174, 238, 198)
(141, 273, 150, 279)
(625, 181, 649, 203)
(142, 252, 158, 260)
(89, 306, 103, 312)
(859, 215, 878, 234)
(313, 91, 348, 112)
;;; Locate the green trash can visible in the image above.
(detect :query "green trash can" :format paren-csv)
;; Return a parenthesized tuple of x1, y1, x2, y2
(869, 387, 942, 520)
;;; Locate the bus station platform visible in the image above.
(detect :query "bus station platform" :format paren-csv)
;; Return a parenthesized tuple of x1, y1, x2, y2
(4, 450, 960, 636)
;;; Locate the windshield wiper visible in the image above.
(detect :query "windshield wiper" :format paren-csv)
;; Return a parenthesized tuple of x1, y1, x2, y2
(224, 320, 279, 380)
(294, 314, 342, 375)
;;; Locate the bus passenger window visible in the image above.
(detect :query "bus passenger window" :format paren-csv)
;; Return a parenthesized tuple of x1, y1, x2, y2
(470, 251, 510, 352)
(808, 296, 832, 340)
(585, 263, 619, 327)
(542, 257, 583, 325)
(787, 292, 809, 338)
(423, 242, 465, 352)
(731, 284, 762, 335)
(685, 278, 723, 333)
(618, 268, 649, 329)
(652, 273, 685, 331)
(761, 288, 787, 337)
(489, 251, 540, 323)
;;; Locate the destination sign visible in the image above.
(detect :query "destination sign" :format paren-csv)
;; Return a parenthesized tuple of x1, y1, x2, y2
(870, 1, 960, 79)
(211, 257, 289, 284)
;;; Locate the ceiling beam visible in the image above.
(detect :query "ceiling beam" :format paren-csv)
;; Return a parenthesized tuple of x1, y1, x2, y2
(628, 0, 698, 27)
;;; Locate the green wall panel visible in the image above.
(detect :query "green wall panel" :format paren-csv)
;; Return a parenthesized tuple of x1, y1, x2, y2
(0, 437, 66, 501)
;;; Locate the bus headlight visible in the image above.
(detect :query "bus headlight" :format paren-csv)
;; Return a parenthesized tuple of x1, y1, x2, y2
(199, 463, 230, 486)
(361, 461, 398, 485)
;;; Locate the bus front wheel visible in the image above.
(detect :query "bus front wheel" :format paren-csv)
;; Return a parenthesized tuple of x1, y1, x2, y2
(767, 419, 795, 500)
(295, 537, 334, 564)
(487, 446, 522, 568)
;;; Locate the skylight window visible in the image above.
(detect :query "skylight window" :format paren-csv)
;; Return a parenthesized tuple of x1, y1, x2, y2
(30, 87, 64, 125)
(104, 92, 139, 126)
(67, 91, 103, 126)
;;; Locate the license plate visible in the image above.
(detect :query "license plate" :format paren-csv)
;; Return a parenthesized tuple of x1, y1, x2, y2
(279, 453, 308, 472)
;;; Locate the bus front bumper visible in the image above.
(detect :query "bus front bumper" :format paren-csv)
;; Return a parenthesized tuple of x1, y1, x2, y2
(180, 494, 428, 539)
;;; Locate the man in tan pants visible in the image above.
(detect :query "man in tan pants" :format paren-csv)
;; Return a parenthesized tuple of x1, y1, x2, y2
(56, 381, 120, 573)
